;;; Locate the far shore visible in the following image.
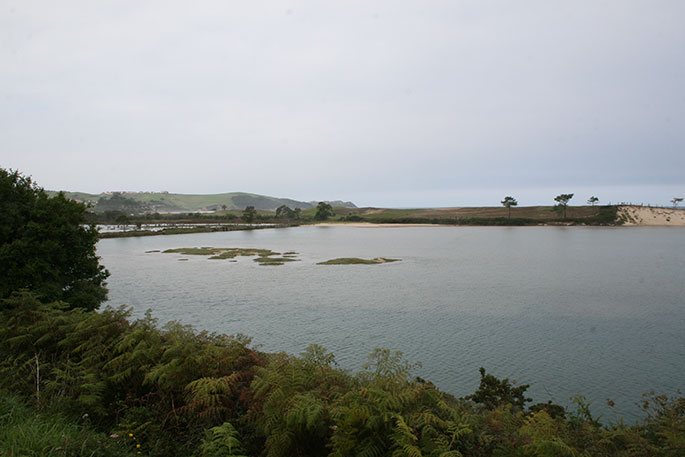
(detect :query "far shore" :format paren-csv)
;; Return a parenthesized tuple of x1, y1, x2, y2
(313, 222, 444, 228)
(315, 206, 685, 228)
(98, 205, 685, 239)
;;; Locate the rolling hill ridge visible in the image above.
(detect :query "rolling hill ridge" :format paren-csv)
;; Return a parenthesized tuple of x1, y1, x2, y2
(48, 190, 356, 213)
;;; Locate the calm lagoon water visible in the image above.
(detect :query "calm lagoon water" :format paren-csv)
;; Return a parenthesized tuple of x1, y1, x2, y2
(98, 226, 685, 421)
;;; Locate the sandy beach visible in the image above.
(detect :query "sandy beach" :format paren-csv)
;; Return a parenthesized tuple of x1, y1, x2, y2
(313, 222, 443, 228)
(617, 205, 685, 226)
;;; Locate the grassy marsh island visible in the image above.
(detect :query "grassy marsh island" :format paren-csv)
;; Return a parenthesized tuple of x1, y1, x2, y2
(317, 257, 401, 265)
(159, 249, 401, 266)
(161, 247, 300, 266)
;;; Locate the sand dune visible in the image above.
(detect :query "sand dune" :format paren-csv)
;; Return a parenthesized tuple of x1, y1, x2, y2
(617, 206, 685, 226)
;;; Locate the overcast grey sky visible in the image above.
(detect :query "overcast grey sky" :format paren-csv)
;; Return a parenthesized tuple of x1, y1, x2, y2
(2, 1, 683, 207)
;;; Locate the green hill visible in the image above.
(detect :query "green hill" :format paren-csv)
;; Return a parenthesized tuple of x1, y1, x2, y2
(47, 190, 358, 213)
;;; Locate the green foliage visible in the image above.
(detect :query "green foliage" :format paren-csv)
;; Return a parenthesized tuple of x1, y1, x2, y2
(0, 391, 137, 457)
(330, 350, 473, 457)
(340, 213, 364, 222)
(634, 392, 685, 456)
(587, 196, 599, 206)
(0, 168, 109, 310)
(554, 193, 574, 218)
(501, 196, 518, 219)
(1, 294, 682, 457)
(0, 292, 262, 457)
(519, 410, 576, 457)
(467, 367, 531, 411)
(200, 422, 247, 457)
(529, 401, 566, 419)
(242, 206, 257, 223)
(275, 205, 300, 220)
(315, 202, 335, 221)
(250, 345, 347, 457)
(95, 193, 148, 214)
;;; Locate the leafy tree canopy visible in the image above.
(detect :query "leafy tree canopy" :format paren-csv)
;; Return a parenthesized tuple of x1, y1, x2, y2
(94, 192, 148, 213)
(501, 196, 518, 207)
(554, 193, 574, 218)
(241, 206, 257, 223)
(501, 196, 518, 219)
(467, 367, 531, 410)
(314, 202, 335, 221)
(0, 169, 109, 310)
(275, 205, 300, 220)
(554, 193, 574, 206)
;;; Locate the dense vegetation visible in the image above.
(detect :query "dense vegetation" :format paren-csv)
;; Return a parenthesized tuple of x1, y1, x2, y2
(1, 293, 683, 457)
(2, 169, 681, 456)
(0, 169, 109, 310)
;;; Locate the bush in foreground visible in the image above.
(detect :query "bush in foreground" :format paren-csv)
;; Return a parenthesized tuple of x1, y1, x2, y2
(0, 168, 109, 310)
(1, 291, 683, 457)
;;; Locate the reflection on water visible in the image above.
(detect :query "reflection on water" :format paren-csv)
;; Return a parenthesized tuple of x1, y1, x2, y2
(98, 226, 685, 421)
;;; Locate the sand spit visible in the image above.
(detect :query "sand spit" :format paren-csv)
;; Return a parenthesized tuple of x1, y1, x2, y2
(313, 222, 442, 228)
(617, 206, 685, 226)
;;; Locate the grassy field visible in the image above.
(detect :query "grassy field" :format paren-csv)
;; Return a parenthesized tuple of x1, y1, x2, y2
(329, 205, 617, 225)
(335, 205, 600, 219)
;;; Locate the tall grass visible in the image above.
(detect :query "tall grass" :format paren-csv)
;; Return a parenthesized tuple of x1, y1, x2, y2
(0, 393, 136, 457)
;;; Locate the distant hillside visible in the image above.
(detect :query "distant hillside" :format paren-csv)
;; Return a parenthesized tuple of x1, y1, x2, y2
(48, 190, 356, 213)
(309, 200, 357, 208)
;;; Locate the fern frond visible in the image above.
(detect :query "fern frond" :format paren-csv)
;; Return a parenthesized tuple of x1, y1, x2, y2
(200, 422, 247, 457)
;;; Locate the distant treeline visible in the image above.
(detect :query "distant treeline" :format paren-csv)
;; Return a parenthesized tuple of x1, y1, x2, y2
(89, 210, 291, 224)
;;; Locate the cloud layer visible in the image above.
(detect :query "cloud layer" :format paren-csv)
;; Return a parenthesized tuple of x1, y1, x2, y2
(2, 1, 684, 206)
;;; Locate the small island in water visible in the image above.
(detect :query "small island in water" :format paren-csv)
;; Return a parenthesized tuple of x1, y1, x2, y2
(317, 257, 401, 265)
(162, 247, 300, 266)
(159, 248, 402, 266)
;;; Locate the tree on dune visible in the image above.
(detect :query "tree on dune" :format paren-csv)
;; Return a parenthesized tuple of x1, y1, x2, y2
(554, 193, 574, 218)
(501, 196, 518, 219)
